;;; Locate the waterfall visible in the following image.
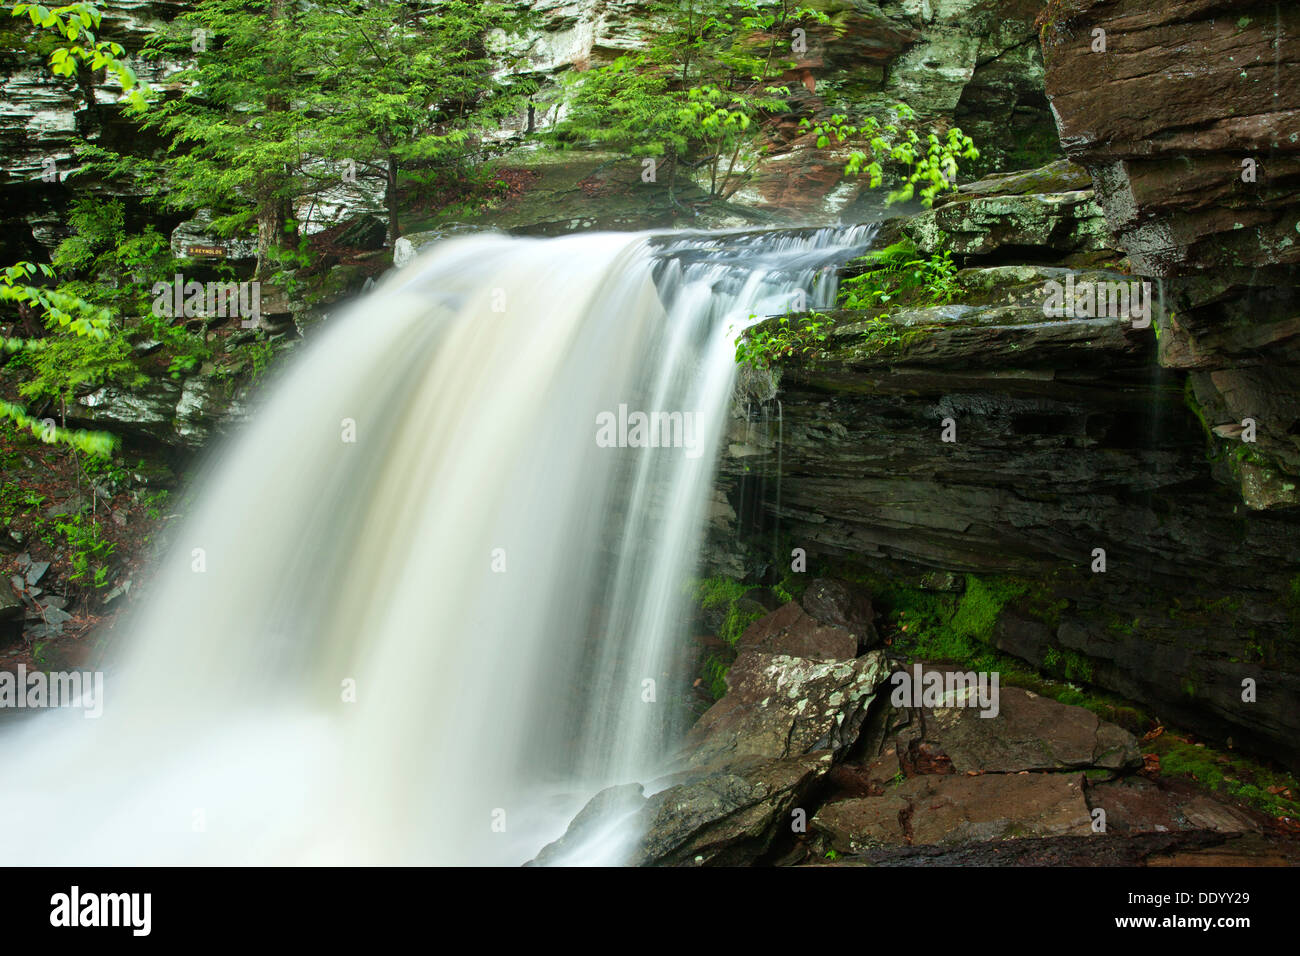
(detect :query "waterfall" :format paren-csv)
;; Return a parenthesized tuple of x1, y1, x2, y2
(0, 225, 870, 865)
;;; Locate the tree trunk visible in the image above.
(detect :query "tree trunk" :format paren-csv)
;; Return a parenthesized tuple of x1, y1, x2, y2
(386, 153, 400, 245)
(255, 0, 297, 280)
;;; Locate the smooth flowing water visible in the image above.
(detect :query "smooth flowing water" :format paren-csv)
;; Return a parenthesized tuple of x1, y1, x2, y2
(0, 225, 869, 865)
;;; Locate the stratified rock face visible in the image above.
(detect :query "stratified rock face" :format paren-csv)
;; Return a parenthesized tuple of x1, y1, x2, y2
(1039, 0, 1300, 277)
(1038, 1, 1300, 503)
(710, 231, 1300, 769)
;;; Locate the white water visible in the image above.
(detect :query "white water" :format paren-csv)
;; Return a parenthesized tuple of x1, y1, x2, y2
(0, 226, 869, 865)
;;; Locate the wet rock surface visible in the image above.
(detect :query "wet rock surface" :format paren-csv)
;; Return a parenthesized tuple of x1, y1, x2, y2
(708, 165, 1300, 771)
(815, 772, 1093, 851)
(533, 644, 891, 866)
(1040, 0, 1300, 503)
(898, 677, 1142, 773)
(683, 650, 889, 769)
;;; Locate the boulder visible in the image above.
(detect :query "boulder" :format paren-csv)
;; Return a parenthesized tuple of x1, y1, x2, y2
(907, 186, 1111, 258)
(533, 645, 890, 865)
(813, 772, 1093, 851)
(683, 650, 889, 769)
(894, 674, 1142, 773)
(800, 577, 880, 648)
(736, 601, 858, 660)
(532, 752, 834, 867)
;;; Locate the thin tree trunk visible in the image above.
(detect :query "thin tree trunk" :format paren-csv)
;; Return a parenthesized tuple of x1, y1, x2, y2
(386, 153, 400, 245)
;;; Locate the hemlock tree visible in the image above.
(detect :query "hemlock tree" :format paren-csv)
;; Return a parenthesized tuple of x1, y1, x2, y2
(298, 0, 530, 244)
(139, 0, 312, 277)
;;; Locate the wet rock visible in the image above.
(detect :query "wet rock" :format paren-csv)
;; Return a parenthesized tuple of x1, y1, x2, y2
(0, 576, 22, 633)
(813, 793, 911, 852)
(532, 752, 834, 867)
(539, 640, 888, 865)
(683, 650, 889, 769)
(707, 254, 1300, 770)
(392, 224, 481, 268)
(74, 382, 179, 437)
(169, 212, 258, 262)
(1041, 0, 1300, 277)
(814, 772, 1092, 850)
(24, 561, 49, 587)
(894, 675, 1142, 772)
(736, 602, 858, 661)
(800, 577, 879, 648)
(907, 186, 1111, 259)
(937, 159, 1093, 203)
(1089, 776, 1259, 836)
(1040, 0, 1300, 505)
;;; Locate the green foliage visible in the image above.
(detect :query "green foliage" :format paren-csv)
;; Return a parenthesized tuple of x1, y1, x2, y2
(838, 239, 961, 312)
(9, 2, 146, 110)
(553, 0, 827, 200)
(801, 103, 979, 207)
(700, 653, 731, 700)
(690, 575, 765, 647)
(689, 574, 772, 700)
(296, 0, 528, 241)
(134, 0, 527, 252)
(735, 311, 833, 370)
(53, 512, 115, 587)
(0, 399, 115, 456)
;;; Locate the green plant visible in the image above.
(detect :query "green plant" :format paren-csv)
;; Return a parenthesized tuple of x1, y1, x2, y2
(54, 512, 116, 587)
(10, 3, 146, 110)
(735, 311, 833, 370)
(839, 239, 961, 311)
(553, 1, 828, 205)
(801, 104, 979, 207)
(701, 653, 731, 700)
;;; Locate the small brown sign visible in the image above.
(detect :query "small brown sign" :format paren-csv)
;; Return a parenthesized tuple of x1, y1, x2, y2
(186, 244, 227, 258)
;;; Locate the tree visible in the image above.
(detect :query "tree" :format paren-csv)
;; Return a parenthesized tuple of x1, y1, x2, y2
(552, 0, 827, 206)
(802, 105, 980, 208)
(555, 1, 978, 211)
(296, 0, 529, 244)
(138, 0, 312, 277)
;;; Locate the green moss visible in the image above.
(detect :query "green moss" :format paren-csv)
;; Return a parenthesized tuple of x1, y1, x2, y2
(1154, 735, 1300, 820)
(687, 575, 775, 699)
(1042, 646, 1095, 683)
(860, 573, 1028, 671)
(1107, 614, 1140, 636)
(700, 653, 731, 701)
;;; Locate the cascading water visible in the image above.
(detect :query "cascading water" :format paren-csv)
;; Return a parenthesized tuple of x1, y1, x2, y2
(0, 225, 870, 865)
